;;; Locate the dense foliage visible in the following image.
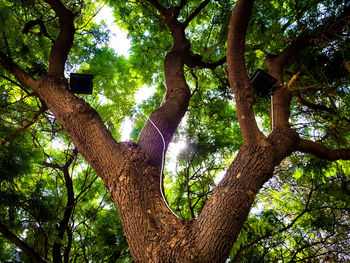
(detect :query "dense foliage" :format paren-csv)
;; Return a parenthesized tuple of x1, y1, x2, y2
(0, 0, 349, 262)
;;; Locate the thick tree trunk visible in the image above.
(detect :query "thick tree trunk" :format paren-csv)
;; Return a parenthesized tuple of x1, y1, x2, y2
(102, 146, 270, 262)
(1, 0, 349, 262)
(103, 136, 298, 262)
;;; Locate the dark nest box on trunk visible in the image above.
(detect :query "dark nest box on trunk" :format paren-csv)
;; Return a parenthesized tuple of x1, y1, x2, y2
(70, 73, 94, 94)
(250, 69, 277, 97)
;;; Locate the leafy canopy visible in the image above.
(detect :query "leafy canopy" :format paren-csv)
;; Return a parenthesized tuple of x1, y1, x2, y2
(0, 0, 349, 262)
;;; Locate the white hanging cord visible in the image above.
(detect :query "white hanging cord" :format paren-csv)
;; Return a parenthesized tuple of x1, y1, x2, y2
(148, 117, 179, 218)
(137, 92, 167, 140)
(271, 94, 274, 130)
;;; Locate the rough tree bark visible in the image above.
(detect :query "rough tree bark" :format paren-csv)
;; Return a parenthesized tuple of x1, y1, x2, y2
(1, 0, 350, 262)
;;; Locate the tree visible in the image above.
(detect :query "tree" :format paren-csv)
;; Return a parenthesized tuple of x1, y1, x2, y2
(0, 0, 349, 262)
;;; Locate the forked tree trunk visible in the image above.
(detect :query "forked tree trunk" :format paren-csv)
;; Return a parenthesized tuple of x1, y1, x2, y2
(102, 141, 294, 262)
(33, 77, 296, 261)
(31, 76, 290, 261)
(15, 0, 297, 260)
(1, 0, 349, 262)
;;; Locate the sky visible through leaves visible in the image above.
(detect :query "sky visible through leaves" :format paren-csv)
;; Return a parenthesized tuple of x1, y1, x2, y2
(1, 0, 349, 261)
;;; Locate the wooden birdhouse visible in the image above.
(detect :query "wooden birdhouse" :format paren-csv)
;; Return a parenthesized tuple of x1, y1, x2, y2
(250, 69, 277, 97)
(69, 73, 94, 94)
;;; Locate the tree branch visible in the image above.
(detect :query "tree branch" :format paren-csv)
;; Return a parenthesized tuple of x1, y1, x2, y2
(193, 143, 275, 262)
(138, 1, 197, 167)
(281, 1, 324, 33)
(0, 74, 34, 95)
(22, 19, 55, 42)
(276, 5, 350, 67)
(188, 55, 226, 69)
(0, 51, 38, 88)
(138, 51, 191, 167)
(179, 0, 187, 10)
(232, 186, 314, 262)
(63, 226, 73, 263)
(44, 0, 75, 76)
(146, 0, 168, 16)
(266, 5, 350, 128)
(293, 92, 336, 114)
(183, 0, 210, 27)
(45, 149, 77, 263)
(296, 138, 350, 160)
(0, 221, 45, 263)
(0, 105, 47, 149)
(227, 0, 266, 145)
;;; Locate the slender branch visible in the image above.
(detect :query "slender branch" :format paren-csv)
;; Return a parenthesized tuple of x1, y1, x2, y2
(289, 84, 319, 91)
(0, 221, 45, 263)
(287, 71, 300, 89)
(136, 0, 165, 24)
(183, 0, 210, 27)
(63, 226, 73, 263)
(22, 19, 55, 42)
(0, 74, 32, 94)
(296, 138, 350, 160)
(65, 148, 79, 168)
(190, 69, 199, 97)
(183, 150, 197, 219)
(46, 149, 77, 263)
(179, 0, 187, 10)
(146, 0, 168, 16)
(76, 6, 103, 30)
(191, 193, 206, 211)
(232, 186, 314, 262)
(192, 56, 226, 69)
(290, 232, 339, 262)
(288, 72, 336, 114)
(0, 105, 47, 149)
(43, 162, 61, 170)
(275, 5, 350, 67)
(293, 93, 336, 114)
(281, 1, 323, 33)
(75, 174, 98, 202)
(0, 51, 38, 88)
